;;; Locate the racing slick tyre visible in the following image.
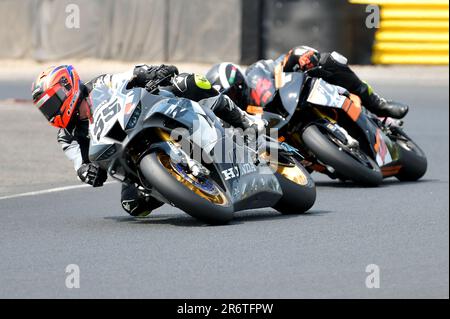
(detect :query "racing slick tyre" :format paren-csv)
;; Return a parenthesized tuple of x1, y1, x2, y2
(273, 159, 317, 214)
(302, 124, 383, 186)
(140, 152, 234, 225)
(396, 138, 428, 182)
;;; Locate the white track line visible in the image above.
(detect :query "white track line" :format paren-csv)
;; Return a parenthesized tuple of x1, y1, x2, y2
(0, 181, 116, 201)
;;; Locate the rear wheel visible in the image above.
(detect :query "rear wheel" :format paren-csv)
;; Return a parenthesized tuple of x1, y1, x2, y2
(273, 160, 317, 214)
(302, 124, 383, 186)
(262, 153, 316, 214)
(140, 152, 233, 224)
(395, 136, 427, 182)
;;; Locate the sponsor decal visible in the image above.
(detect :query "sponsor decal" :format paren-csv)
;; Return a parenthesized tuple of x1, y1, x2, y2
(221, 163, 257, 181)
(67, 91, 79, 115)
(174, 75, 188, 92)
(222, 167, 239, 181)
(194, 74, 212, 90)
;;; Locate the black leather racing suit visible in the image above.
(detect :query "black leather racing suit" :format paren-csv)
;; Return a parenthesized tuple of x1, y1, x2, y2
(246, 46, 408, 119)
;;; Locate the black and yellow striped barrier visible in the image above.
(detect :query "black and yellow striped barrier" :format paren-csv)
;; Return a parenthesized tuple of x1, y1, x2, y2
(350, 0, 449, 65)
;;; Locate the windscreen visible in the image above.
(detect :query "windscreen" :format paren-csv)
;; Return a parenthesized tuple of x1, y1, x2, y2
(89, 85, 114, 114)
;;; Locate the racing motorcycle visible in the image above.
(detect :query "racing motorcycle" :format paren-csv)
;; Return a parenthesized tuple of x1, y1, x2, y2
(87, 77, 316, 224)
(207, 62, 427, 186)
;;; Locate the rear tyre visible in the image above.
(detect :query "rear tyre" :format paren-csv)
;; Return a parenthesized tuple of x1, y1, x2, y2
(140, 152, 234, 224)
(273, 160, 316, 214)
(396, 138, 427, 182)
(302, 124, 383, 186)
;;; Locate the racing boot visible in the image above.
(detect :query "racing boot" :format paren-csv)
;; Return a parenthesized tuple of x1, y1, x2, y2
(362, 86, 409, 119)
(121, 183, 163, 217)
(207, 94, 266, 132)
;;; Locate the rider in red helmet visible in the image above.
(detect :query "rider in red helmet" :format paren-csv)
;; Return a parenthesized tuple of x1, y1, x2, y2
(32, 64, 264, 217)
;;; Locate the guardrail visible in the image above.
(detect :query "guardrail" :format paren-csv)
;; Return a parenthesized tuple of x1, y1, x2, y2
(349, 0, 449, 64)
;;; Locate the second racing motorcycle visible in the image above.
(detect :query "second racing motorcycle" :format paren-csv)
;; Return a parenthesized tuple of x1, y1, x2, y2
(207, 61, 427, 186)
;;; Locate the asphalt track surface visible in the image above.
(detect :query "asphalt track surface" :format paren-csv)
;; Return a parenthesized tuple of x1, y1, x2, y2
(0, 78, 448, 298)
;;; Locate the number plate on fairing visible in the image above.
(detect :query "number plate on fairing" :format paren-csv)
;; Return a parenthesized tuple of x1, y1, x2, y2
(307, 79, 347, 109)
(89, 80, 139, 145)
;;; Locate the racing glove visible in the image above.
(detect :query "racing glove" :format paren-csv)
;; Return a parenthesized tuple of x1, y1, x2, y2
(155, 65, 179, 81)
(127, 64, 179, 90)
(144, 65, 180, 91)
(77, 163, 107, 187)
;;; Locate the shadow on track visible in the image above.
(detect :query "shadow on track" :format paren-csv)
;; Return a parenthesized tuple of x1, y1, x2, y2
(104, 209, 331, 228)
(315, 178, 438, 189)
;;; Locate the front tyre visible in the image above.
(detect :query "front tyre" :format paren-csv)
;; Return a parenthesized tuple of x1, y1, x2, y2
(140, 152, 234, 224)
(302, 124, 383, 186)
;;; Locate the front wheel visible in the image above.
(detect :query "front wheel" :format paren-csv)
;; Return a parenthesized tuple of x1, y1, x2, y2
(302, 125, 383, 186)
(140, 152, 234, 224)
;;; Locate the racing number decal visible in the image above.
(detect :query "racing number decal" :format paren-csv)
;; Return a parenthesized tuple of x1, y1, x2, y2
(93, 98, 121, 140)
(93, 116, 105, 140)
(318, 81, 339, 106)
(102, 99, 121, 122)
(307, 79, 346, 108)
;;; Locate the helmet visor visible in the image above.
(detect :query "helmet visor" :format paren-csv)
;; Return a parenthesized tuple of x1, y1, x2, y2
(226, 83, 248, 109)
(36, 87, 66, 122)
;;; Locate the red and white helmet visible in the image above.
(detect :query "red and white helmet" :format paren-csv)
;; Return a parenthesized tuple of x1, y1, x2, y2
(31, 65, 82, 128)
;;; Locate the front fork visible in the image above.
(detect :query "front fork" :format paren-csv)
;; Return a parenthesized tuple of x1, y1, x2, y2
(155, 128, 210, 177)
(311, 109, 359, 149)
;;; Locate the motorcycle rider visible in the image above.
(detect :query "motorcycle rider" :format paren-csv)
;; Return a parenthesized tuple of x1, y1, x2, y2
(207, 46, 409, 119)
(31, 64, 264, 217)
